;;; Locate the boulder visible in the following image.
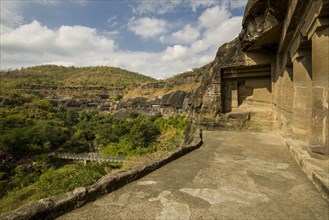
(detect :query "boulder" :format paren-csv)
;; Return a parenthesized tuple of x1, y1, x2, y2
(161, 90, 189, 109)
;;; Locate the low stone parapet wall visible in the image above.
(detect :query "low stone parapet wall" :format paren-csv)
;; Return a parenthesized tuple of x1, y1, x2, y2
(0, 130, 202, 220)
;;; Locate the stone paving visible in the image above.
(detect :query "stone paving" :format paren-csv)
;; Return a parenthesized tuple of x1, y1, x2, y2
(58, 131, 329, 220)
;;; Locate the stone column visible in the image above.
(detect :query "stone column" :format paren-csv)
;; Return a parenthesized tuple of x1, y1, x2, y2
(310, 26, 329, 154)
(292, 41, 312, 141)
(231, 81, 239, 109)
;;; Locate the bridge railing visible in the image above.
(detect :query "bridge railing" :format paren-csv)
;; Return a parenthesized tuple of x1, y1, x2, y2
(53, 152, 124, 163)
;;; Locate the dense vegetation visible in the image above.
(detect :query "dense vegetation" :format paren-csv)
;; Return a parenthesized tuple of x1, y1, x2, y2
(0, 91, 187, 212)
(0, 65, 187, 213)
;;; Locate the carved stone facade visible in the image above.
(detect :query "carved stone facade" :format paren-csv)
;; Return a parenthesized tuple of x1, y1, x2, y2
(192, 0, 328, 154)
(272, 0, 328, 154)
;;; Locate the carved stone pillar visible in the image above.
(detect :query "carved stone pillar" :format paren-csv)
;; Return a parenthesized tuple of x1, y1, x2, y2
(310, 26, 329, 154)
(292, 40, 312, 141)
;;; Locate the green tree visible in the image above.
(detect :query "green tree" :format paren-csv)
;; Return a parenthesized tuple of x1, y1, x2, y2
(129, 118, 160, 148)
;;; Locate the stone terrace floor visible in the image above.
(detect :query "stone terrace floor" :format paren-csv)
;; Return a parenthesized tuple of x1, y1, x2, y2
(58, 131, 329, 220)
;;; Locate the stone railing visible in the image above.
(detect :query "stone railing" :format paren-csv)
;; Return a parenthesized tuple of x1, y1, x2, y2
(0, 129, 202, 220)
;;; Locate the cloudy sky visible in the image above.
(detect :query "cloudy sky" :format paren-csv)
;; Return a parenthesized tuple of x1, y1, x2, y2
(0, 0, 247, 79)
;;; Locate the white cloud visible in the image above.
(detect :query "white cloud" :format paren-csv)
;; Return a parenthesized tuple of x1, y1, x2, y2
(74, 0, 89, 7)
(1, 21, 116, 57)
(198, 5, 231, 28)
(161, 45, 188, 62)
(128, 17, 168, 38)
(191, 16, 242, 53)
(172, 25, 200, 44)
(103, 30, 119, 38)
(190, 0, 247, 11)
(39, 0, 88, 7)
(131, 0, 241, 15)
(159, 24, 200, 45)
(55, 25, 117, 53)
(132, 0, 183, 15)
(1, 21, 55, 54)
(39, 0, 59, 6)
(107, 15, 119, 28)
(229, 0, 248, 9)
(183, 5, 241, 55)
(0, 1, 24, 33)
(159, 5, 241, 55)
(189, 0, 219, 12)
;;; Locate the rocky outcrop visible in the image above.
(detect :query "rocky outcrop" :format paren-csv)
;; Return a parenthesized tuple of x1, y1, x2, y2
(240, 0, 288, 50)
(161, 90, 189, 109)
(116, 90, 191, 116)
(117, 97, 148, 109)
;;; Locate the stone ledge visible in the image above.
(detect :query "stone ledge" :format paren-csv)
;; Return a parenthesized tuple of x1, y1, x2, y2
(0, 130, 203, 220)
(284, 138, 329, 202)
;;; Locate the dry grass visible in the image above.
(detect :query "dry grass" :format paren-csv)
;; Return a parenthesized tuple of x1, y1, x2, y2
(124, 82, 201, 100)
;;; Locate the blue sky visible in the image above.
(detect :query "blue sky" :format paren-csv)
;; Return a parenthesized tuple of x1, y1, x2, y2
(1, 0, 247, 79)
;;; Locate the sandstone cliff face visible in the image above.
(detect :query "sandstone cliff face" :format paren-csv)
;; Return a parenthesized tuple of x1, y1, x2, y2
(190, 39, 239, 118)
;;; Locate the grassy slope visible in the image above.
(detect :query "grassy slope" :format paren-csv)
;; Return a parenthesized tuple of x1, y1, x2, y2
(0, 65, 156, 91)
(0, 64, 210, 102)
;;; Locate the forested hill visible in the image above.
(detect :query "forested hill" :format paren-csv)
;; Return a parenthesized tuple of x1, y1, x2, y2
(0, 65, 156, 90)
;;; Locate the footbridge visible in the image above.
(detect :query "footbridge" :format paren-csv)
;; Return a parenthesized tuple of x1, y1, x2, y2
(53, 153, 124, 163)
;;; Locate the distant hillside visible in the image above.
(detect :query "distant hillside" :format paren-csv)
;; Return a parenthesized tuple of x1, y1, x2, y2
(0, 65, 157, 112)
(0, 64, 211, 113)
(0, 65, 156, 91)
(124, 64, 210, 100)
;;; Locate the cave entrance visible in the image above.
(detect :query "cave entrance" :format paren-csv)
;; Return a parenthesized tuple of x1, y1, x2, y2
(221, 64, 272, 113)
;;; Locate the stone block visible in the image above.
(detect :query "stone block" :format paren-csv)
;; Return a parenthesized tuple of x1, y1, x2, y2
(293, 55, 312, 87)
(312, 27, 329, 86)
